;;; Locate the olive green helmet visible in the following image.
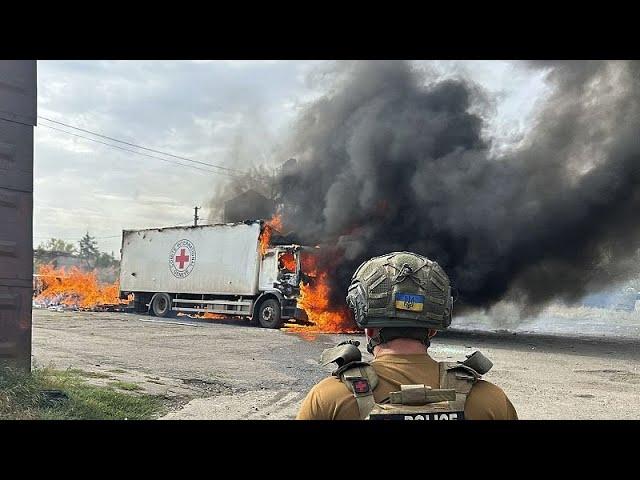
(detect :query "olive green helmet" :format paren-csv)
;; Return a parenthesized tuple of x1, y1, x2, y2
(346, 251, 453, 330)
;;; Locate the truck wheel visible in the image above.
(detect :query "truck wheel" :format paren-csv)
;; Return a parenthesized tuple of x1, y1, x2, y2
(258, 299, 283, 329)
(151, 293, 172, 317)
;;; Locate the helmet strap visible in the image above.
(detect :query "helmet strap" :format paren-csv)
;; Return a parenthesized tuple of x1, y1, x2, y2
(366, 330, 386, 354)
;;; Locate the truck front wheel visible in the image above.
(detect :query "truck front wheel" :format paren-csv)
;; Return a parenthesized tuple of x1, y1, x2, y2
(258, 299, 283, 329)
(150, 293, 173, 317)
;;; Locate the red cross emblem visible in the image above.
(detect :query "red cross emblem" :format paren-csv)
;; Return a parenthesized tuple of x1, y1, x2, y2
(170, 239, 196, 278)
(352, 379, 370, 394)
(175, 248, 190, 270)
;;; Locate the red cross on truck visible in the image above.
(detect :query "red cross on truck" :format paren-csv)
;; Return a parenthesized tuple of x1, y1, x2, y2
(175, 248, 190, 269)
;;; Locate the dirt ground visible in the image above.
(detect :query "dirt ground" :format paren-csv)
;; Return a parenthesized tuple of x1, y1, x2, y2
(31, 309, 640, 419)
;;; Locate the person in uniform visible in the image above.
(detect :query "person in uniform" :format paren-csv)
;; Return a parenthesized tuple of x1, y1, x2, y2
(296, 251, 518, 420)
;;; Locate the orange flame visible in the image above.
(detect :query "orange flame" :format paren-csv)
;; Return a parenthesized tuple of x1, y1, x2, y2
(296, 271, 354, 332)
(177, 312, 229, 320)
(257, 212, 359, 335)
(201, 312, 228, 320)
(284, 252, 357, 335)
(278, 251, 296, 272)
(35, 264, 128, 310)
(259, 213, 283, 256)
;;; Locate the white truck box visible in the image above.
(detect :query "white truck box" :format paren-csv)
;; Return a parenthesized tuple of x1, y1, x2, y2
(120, 222, 262, 296)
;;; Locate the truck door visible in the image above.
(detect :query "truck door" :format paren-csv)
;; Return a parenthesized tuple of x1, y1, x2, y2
(258, 251, 278, 291)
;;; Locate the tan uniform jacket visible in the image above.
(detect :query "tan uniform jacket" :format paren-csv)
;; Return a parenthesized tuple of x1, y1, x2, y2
(297, 353, 518, 420)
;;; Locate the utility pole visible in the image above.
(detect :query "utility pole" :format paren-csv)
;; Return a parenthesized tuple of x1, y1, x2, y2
(194, 206, 200, 226)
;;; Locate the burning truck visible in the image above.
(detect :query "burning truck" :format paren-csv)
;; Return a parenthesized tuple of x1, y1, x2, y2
(118, 219, 312, 328)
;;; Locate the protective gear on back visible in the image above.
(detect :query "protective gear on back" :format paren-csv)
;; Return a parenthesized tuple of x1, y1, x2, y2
(320, 340, 492, 421)
(319, 340, 379, 419)
(346, 251, 453, 331)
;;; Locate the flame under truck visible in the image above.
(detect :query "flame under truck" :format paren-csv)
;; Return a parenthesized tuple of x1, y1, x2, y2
(118, 220, 308, 328)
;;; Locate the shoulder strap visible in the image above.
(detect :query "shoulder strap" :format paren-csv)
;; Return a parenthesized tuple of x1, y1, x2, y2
(339, 363, 379, 420)
(439, 361, 481, 410)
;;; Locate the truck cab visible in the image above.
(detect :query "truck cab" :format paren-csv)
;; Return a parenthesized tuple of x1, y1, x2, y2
(257, 245, 309, 327)
(260, 246, 301, 296)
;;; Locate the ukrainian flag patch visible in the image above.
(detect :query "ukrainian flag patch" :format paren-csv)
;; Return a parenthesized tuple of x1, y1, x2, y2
(395, 293, 425, 312)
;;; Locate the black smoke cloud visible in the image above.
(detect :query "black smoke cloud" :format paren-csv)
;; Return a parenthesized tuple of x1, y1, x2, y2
(216, 61, 640, 312)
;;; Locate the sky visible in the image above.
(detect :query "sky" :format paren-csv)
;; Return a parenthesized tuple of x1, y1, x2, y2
(34, 60, 550, 258)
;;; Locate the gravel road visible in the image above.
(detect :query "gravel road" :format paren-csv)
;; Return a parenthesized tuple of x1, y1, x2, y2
(32, 309, 640, 419)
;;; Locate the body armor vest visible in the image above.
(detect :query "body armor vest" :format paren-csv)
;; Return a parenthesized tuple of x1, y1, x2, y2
(320, 341, 493, 420)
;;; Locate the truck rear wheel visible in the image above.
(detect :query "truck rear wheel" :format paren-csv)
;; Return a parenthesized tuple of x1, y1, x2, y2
(151, 293, 173, 317)
(258, 299, 283, 329)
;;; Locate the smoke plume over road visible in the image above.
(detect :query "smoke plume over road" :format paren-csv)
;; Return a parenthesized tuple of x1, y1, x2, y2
(212, 61, 640, 313)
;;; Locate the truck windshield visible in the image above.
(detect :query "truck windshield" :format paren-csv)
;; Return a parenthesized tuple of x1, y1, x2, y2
(277, 251, 297, 273)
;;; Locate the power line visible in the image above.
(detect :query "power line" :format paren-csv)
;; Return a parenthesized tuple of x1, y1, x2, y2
(34, 219, 198, 242)
(39, 123, 241, 177)
(38, 123, 243, 178)
(38, 115, 251, 176)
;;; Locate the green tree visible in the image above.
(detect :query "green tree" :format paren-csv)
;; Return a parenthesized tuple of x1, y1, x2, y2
(34, 238, 78, 270)
(36, 238, 77, 255)
(78, 232, 100, 269)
